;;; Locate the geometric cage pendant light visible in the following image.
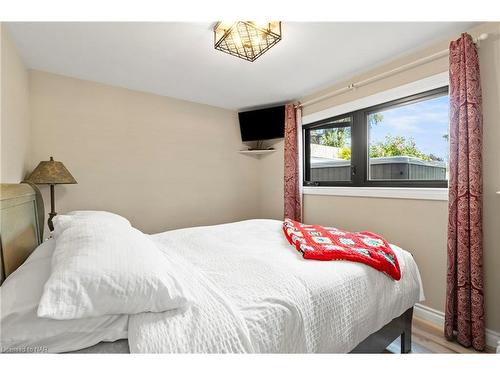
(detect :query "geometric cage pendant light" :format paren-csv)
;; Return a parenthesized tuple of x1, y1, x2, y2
(214, 21, 282, 62)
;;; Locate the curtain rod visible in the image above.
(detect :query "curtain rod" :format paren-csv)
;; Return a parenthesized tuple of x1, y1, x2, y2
(296, 33, 489, 109)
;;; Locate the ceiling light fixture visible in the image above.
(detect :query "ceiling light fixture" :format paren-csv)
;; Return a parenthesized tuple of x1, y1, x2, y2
(214, 21, 282, 62)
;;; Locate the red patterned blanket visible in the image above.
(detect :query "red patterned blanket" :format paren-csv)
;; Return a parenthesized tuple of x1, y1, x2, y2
(283, 218, 401, 280)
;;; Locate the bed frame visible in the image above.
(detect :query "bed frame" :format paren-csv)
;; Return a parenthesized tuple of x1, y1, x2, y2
(0, 182, 413, 353)
(350, 307, 413, 353)
(0, 183, 44, 285)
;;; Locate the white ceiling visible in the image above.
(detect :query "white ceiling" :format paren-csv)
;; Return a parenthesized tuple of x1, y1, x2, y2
(7, 22, 476, 110)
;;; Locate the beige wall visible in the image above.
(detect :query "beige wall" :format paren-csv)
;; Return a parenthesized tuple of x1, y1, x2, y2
(260, 22, 500, 332)
(0, 25, 31, 183)
(480, 23, 500, 335)
(29, 71, 260, 234)
(258, 139, 285, 219)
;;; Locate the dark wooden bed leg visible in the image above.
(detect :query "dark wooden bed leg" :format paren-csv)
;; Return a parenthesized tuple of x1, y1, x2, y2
(400, 308, 413, 353)
(401, 331, 411, 353)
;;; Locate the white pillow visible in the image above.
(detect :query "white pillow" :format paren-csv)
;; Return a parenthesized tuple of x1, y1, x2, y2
(38, 213, 189, 319)
(52, 210, 131, 238)
(0, 239, 128, 353)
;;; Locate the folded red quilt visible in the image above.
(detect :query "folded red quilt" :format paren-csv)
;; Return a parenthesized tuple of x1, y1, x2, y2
(283, 218, 401, 280)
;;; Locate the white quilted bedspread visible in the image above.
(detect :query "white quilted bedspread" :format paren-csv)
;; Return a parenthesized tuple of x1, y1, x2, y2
(128, 219, 423, 353)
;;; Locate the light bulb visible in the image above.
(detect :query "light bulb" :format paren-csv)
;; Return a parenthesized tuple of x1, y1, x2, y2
(232, 33, 243, 48)
(219, 21, 237, 31)
(252, 21, 269, 30)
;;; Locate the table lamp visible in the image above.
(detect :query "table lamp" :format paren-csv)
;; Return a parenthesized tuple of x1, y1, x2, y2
(25, 156, 77, 231)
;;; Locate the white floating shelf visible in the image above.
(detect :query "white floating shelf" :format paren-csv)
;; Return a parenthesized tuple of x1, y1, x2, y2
(239, 149, 276, 156)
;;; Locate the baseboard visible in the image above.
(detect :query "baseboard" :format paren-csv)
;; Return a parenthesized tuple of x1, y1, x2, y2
(414, 303, 500, 353)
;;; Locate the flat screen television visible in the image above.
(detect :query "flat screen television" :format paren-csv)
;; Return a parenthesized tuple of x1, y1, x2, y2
(238, 105, 285, 142)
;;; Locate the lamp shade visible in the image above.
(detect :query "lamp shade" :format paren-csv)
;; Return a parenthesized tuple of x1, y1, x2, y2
(26, 157, 77, 185)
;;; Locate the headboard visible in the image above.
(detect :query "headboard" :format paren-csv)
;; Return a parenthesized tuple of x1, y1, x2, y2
(0, 183, 44, 285)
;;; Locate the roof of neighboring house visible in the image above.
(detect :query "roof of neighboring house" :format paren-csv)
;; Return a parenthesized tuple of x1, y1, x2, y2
(311, 156, 446, 168)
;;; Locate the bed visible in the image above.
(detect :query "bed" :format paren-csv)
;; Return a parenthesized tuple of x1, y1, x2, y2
(0, 183, 423, 353)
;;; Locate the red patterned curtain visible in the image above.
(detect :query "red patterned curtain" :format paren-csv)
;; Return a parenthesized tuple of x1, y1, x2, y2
(445, 33, 485, 351)
(284, 104, 302, 221)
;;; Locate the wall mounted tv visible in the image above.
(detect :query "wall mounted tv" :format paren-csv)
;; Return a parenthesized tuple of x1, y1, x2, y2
(238, 105, 286, 142)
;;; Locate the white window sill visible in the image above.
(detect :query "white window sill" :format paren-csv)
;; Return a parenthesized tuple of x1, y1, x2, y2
(302, 186, 448, 201)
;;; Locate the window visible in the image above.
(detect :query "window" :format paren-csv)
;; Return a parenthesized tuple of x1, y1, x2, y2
(307, 116, 352, 182)
(303, 87, 449, 188)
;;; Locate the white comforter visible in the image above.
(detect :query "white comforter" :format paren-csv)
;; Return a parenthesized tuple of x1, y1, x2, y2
(128, 219, 424, 353)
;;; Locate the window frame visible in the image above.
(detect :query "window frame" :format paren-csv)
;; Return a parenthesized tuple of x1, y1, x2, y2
(303, 86, 449, 188)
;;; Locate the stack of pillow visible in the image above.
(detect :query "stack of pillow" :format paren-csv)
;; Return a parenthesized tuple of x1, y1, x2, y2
(0, 211, 190, 353)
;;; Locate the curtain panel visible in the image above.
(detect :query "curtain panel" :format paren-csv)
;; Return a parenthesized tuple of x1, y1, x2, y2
(445, 32, 485, 351)
(284, 104, 302, 221)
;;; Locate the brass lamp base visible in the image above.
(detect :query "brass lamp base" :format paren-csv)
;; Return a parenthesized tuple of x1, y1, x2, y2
(48, 184, 56, 232)
(48, 211, 57, 232)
